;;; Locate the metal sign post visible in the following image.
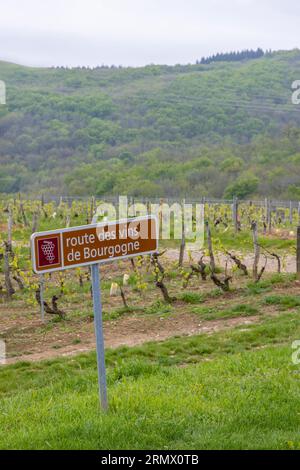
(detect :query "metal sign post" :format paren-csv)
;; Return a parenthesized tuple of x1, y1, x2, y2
(91, 263, 108, 410)
(31, 216, 158, 411)
(39, 274, 45, 323)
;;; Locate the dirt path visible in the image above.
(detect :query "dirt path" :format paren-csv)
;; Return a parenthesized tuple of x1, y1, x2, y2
(4, 312, 258, 365)
(3, 283, 299, 366)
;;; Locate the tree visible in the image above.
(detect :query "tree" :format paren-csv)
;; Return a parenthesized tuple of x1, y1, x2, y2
(224, 175, 259, 199)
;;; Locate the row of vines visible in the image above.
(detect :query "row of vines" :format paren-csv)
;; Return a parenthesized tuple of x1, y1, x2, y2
(0, 196, 298, 320)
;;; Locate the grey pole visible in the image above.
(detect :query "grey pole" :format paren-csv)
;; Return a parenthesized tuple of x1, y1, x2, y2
(40, 275, 45, 323)
(91, 263, 108, 410)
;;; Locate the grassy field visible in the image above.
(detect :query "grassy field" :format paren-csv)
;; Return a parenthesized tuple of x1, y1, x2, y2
(1, 308, 300, 450)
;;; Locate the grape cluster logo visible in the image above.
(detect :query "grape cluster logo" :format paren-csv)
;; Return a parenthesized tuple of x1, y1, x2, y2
(37, 236, 61, 268)
(41, 240, 56, 263)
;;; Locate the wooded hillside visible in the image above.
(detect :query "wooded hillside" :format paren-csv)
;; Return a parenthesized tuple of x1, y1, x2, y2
(1, 49, 300, 198)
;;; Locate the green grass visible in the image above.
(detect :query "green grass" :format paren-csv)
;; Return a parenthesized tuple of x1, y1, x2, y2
(246, 280, 273, 295)
(180, 292, 205, 304)
(103, 307, 131, 320)
(1, 311, 300, 449)
(144, 300, 174, 315)
(192, 303, 259, 321)
(264, 295, 300, 310)
(0, 346, 299, 449)
(211, 228, 295, 252)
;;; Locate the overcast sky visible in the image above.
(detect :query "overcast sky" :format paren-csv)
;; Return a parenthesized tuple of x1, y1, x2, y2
(0, 0, 299, 67)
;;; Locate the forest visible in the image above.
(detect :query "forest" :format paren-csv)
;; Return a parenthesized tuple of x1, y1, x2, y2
(198, 48, 265, 64)
(0, 49, 300, 198)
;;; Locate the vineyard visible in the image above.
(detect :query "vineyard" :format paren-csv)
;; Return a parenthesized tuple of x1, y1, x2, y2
(0, 195, 299, 362)
(1, 195, 300, 449)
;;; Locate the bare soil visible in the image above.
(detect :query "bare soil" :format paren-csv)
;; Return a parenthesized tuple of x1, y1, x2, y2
(2, 282, 299, 365)
(3, 311, 259, 365)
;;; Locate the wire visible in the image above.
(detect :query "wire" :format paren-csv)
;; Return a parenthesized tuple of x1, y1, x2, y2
(122, 92, 300, 116)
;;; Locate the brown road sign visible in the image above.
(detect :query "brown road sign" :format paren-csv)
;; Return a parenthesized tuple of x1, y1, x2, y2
(31, 215, 158, 410)
(31, 216, 158, 274)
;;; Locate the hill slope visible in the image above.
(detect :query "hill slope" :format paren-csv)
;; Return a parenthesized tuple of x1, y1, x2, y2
(1, 50, 300, 198)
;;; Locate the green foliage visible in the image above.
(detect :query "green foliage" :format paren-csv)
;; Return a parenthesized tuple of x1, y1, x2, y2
(224, 174, 259, 199)
(180, 292, 205, 304)
(144, 300, 173, 315)
(1, 50, 300, 197)
(192, 303, 259, 320)
(199, 48, 265, 64)
(264, 295, 300, 310)
(246, 280, 273, 295)
(221, 157, 244, 174)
